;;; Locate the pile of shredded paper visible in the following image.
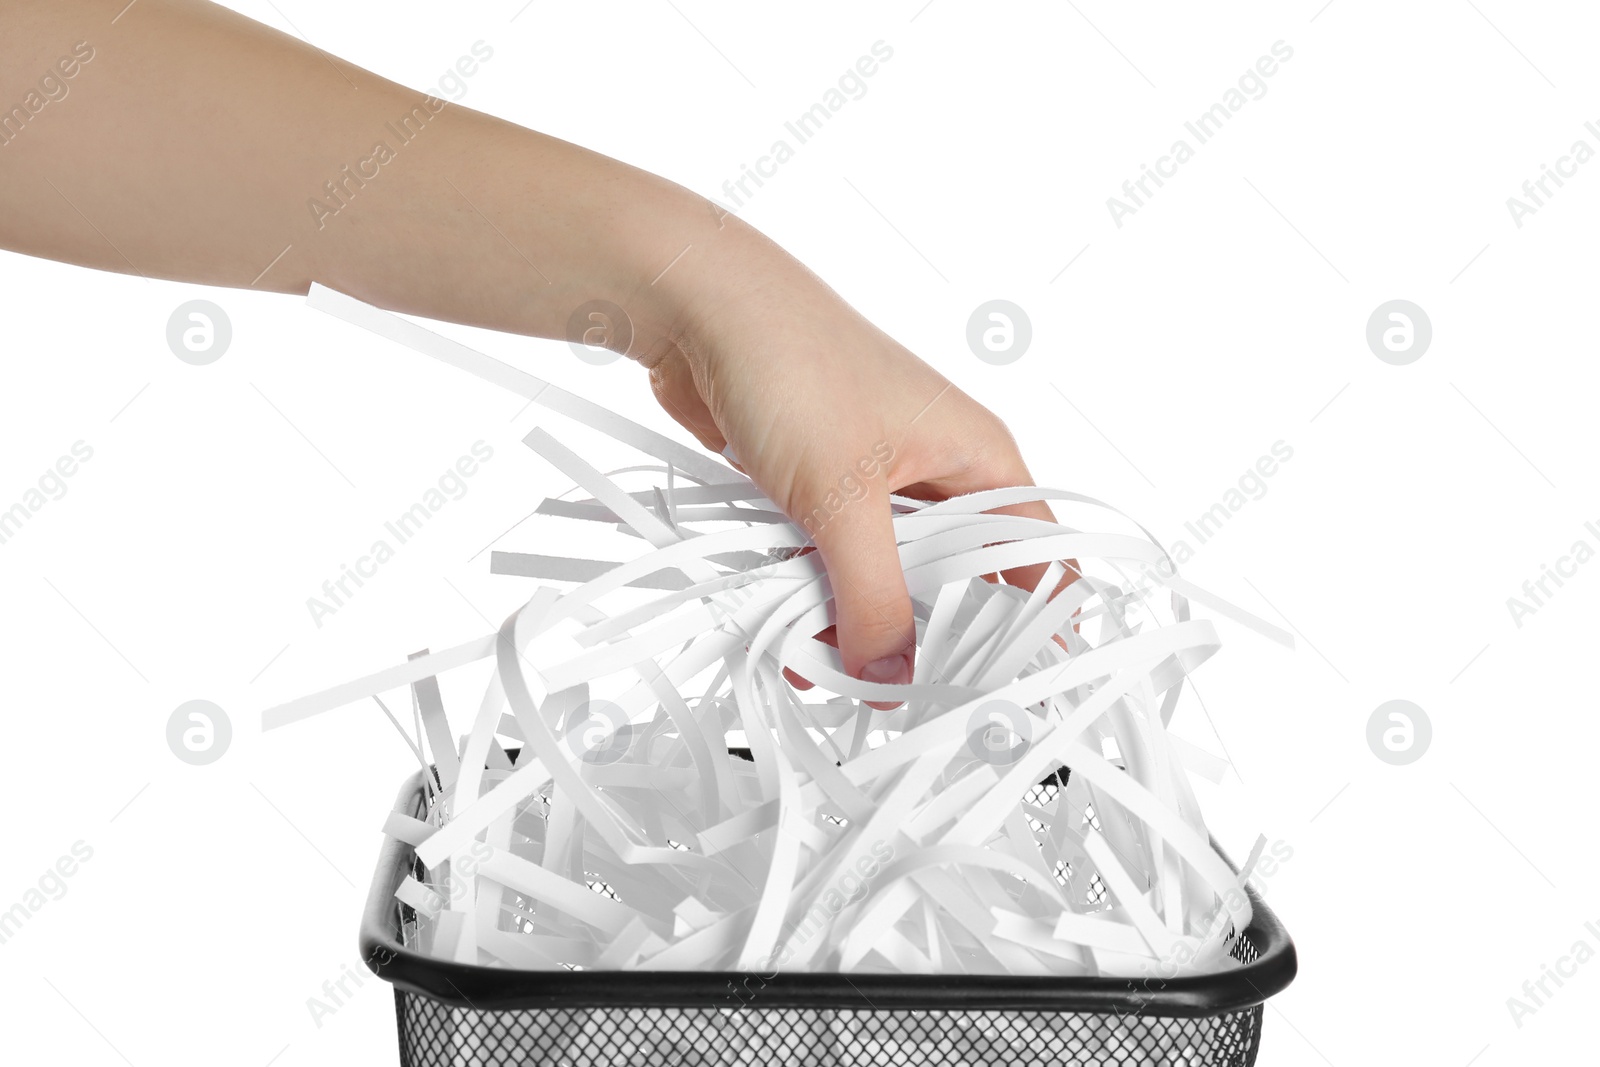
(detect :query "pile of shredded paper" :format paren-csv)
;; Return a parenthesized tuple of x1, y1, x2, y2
(262, 285, 1291, 980)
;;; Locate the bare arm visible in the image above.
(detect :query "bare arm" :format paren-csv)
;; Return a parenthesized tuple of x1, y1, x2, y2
(1, 0, 1058, 695)
(0, 0, 725, 349)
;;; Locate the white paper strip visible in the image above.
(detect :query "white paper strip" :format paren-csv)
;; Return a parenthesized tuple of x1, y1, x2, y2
(262, 284, 1289, 979)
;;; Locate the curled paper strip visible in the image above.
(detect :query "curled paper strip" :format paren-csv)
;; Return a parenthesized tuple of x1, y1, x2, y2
(262, 284, 1290, 979)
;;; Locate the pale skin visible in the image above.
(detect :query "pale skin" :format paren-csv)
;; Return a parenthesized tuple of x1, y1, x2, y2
(0, 0, 1058, 705)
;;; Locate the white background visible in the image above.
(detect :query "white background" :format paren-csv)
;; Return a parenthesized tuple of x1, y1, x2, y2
(2, 1, 1597, 1065)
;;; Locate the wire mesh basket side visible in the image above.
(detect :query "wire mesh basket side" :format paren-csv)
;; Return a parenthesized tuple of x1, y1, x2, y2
(395, 990, 1264, 1067)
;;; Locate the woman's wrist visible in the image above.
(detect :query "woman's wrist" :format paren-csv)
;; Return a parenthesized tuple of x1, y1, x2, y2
(609, 187, 785, 371)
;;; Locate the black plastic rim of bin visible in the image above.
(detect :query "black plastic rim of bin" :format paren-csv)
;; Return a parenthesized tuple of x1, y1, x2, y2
(361, 766, 1296, 1018)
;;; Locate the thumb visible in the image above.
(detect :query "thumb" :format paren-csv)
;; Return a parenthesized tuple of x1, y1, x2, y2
(804, 487, 916, 710)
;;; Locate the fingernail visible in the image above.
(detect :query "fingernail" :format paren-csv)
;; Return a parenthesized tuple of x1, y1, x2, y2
(861, 653, 911, 711)
(861, 653, 911, 685)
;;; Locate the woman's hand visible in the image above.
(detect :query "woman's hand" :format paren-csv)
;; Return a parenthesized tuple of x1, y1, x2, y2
(636, 218, 1057, 705)
(0, 1, 1059, 703)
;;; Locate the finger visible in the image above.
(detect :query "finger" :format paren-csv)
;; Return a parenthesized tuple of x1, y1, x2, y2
(905, 444, 1074, 595)
(805, 487, 915, 711)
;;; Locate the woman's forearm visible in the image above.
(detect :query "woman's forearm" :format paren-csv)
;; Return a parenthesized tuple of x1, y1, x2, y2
(3, 0, 1053, 685)
(0, 0, 751, 351)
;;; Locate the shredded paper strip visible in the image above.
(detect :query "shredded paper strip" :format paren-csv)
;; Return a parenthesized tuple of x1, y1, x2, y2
(262, 284, 1291, 983)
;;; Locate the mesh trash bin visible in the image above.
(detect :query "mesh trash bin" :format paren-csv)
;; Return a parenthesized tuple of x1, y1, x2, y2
(362, 767, 1297, 1067)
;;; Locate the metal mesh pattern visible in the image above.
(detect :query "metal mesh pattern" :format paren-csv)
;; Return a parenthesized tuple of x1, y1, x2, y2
(389, 812, 1269, 1066)
(394, 990, 1263, 1066)
(378, 767, 1284, 1066)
